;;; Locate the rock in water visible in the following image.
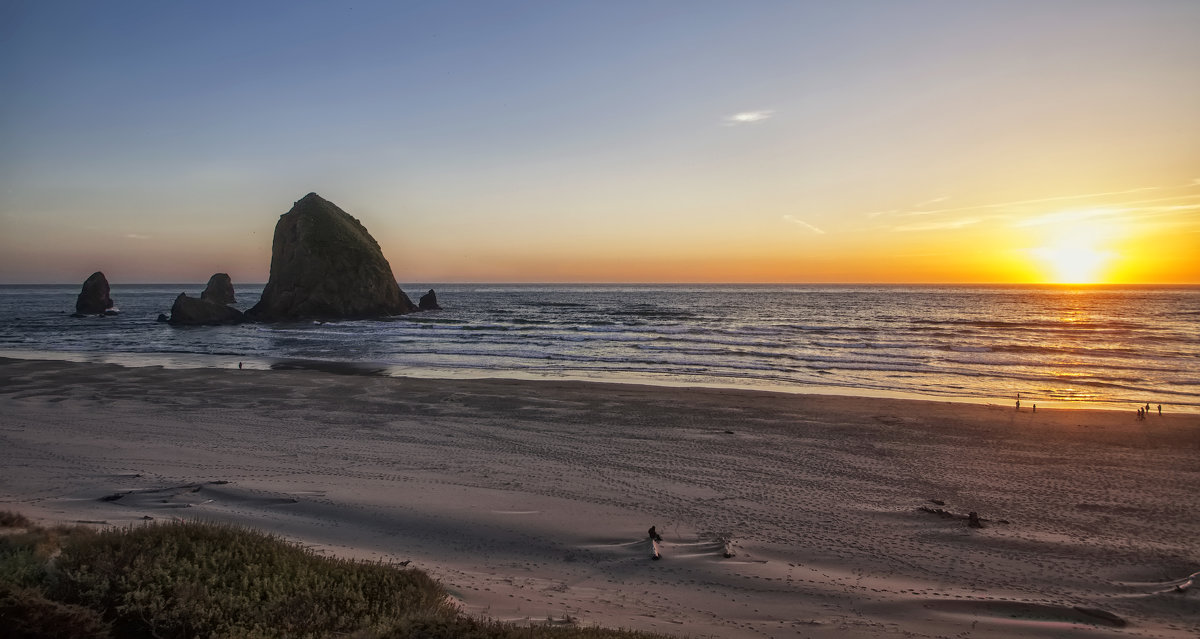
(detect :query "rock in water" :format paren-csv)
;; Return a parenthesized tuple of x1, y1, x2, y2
(168, 293, 244, 326)
(75, 271, 114, 315)
(247, 193, 416, 321)
(200, 273, 236, 305)
(418, 289, 441, 310)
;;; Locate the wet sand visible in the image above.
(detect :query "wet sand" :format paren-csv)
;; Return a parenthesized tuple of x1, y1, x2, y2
(1, 356, 1197, 638)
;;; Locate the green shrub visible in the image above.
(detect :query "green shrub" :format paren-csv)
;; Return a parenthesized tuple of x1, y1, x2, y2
(0, 511, 33, 528)
(0, 582, 110, 639)
(0, 513, 673, 639)
(51, 520, 452, 639)
(0, 537, 48, 590)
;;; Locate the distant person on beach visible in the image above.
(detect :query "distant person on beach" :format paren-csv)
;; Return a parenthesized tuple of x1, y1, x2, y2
(1032, 404, 1036, 413)
(648, 526, 662, 542)
(1158, 404, 1162, 415)
(1015, 399, 1020, 410)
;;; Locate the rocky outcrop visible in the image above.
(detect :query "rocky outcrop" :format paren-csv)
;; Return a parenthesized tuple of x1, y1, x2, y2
(200, 273, 235, 305)
(168, 293, 244, 326)
(74, 272, 114, 315)
(418, 289, 441, 311)
(246, 193, 416, 321)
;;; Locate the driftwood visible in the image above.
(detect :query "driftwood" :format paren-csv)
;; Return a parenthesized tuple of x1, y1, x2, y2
(711, 533, 734, 558)
(918, 505, 1009, 526)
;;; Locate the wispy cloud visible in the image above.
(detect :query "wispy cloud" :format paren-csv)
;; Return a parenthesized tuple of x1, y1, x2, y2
(1014, 201, 1200, 228)
(125, 233, 151, 240)
(893, 218, 983, 232)
(1013, 208, 1123, 228)
(865, 196, 948, 219)
(782, 215, 826, 234)
(724, 110, 774, 125)
(913, 196, 950, 208)
(889, 186, 1164, 220)
(870, 181, 1200, 233)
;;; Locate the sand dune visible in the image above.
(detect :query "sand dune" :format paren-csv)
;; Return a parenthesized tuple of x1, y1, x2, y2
(2, 356, 1198, 638)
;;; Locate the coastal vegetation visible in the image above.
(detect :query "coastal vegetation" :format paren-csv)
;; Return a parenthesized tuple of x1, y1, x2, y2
(0, 513, 670, 639)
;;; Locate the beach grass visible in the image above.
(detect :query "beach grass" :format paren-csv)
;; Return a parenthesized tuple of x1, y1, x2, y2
(0, 514, 672, 639)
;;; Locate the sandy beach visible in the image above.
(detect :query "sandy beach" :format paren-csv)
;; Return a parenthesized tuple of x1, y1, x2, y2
(1, 356, 1197, 638)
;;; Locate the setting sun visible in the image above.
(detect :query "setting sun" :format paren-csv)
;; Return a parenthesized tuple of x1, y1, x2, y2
(1032, 238, 1113, 284)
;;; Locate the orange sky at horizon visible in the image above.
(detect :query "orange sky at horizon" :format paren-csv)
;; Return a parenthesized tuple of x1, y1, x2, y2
(5, 183, 1195, 286)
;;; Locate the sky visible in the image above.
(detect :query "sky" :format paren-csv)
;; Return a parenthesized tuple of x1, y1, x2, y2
(2, 1, 1198, 285)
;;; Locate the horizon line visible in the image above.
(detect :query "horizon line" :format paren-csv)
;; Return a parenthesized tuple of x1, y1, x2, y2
(3, 281, 1197, 288)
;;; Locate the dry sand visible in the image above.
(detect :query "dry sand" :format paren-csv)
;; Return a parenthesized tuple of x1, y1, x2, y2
(1, 356, 1197, 638)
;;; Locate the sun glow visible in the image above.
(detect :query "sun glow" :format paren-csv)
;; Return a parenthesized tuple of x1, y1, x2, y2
(1032, 237, 1113, 284)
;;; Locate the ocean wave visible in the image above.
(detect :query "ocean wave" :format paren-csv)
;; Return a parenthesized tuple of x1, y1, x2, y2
(935, 355, 1182, 375)
(399, 317, 468, 325)
(5, 284, 1198, 409)
(908, 317, 1148, 331)
(810, 340, 930, 350)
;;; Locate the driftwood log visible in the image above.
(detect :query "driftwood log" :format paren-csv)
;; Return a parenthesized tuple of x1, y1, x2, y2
(918, 505, 1008, 526)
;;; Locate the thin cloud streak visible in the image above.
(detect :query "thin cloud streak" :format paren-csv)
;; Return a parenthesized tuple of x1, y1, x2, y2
(865, 196, 949, 219)
(913, 196, 950, 208)
(1014, 198, 1200, 228)
(867, 185, 1182, 221)
(1012, 208, 1121, 228)
(870, 181, 1200, 234)
(893, 218, 983, 232)
(724, 110, 774, 125)
(893, 185, 1165, 218)
(782, 215, 826, 234)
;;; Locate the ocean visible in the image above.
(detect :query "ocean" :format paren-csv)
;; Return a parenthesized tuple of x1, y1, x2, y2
(1, 284, 1197, 412)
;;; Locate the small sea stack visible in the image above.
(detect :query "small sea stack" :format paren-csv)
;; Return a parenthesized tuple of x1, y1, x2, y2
(246, 193, 417, 321)
(418, 289, 441, 311)
(168, 293, 245, 326)
(200, 273, 236, 305)
(74, 271, 114, 316)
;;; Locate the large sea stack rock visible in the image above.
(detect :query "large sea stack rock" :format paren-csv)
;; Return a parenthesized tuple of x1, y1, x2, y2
(200, 273, 236, 305)
(418, 289, 441, 310)
(168, 293, 244, 326)
(247, 193, 416, 321)
(75, 271, 114, 315)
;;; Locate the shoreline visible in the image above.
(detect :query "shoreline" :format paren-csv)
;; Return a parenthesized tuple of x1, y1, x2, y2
(3, 347, 1192, 415)
(3, 357, 1198, 638)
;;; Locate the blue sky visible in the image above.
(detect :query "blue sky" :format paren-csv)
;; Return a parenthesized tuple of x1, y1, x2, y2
(3, 1, 1198, 283)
